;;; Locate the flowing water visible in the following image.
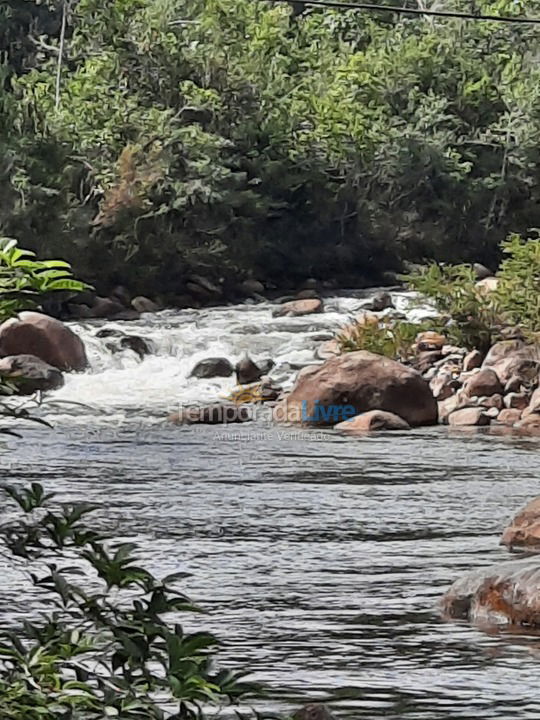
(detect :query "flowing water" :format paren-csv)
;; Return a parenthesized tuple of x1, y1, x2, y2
(2, 291, 540, 718)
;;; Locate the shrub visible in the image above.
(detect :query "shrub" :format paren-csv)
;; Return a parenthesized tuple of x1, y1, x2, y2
(337, 317, 434, 360)
(0, 482, 272, 720)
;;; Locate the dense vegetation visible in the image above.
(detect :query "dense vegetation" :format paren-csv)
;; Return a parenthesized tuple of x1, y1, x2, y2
(2, 0, 540, 298)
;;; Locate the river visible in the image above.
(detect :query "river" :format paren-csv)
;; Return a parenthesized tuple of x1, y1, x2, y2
(2, 291, 540, 718)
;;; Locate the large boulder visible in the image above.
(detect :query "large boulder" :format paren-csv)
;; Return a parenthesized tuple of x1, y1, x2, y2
(274, 351, 437, 426)
(501, 497, 540, 551)
(190, 357, 233, 379)
(0, 311, 88, 371)
(0, 354, 64, 394)
(273, 299, 323, 317)
(440, 558, 540, 627)
(447, 407, 490, 426)
(463, 368, 502, 397)
(482, 340, 540, 385)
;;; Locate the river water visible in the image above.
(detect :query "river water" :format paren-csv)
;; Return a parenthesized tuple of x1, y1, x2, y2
(2, 291, 540, 718)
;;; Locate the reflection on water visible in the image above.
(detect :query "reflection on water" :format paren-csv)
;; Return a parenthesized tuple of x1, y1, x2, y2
(2, 421, 540, 718)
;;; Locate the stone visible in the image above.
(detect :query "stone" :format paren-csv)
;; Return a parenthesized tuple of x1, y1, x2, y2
(523, 386, 540, 416)
(479, 394, 503, 410)
(415, 350, 443, 374)
(235, 355, 265, 385)
(484, 407, 499, 419)
(110, 285, 131, 306)
(497, 408, 522, 426)
(475, 276, 499, 293)
(515, 413, 540, 431)
(438, 393, 468, 423)
(447, 408, 490, 426)
(416, 331, 446, 352)
(273, 299, 323, 317)
(238, 278, 265, 296)
(186, 274, 222, 299)
(335, 410, 410, 433)
(504, 375, 523, 394)
(464, 368, 502, 397)
(440, 557, 540, 627)
(463, 349, 484, 372)
(429, 372, 460, 401)
(293, 704, 337, 720)
(190, 358, 234, 379)
(442, 345, 466, 357)
(501, 498, 540, 551)
(89, 296, 126, 318)
(275, 350, 437, 427)
(169, 403, 252, 425)
(0, 311, 88, 372)
(119, 335, 151, 358)
(366, 291, 394, 312)
(317, 340, 341, 359)
(131, 296, 160, 313)
(473, 263, 493, 280)
(483, 340, 540, 385)
(504, 392, 529, 410)
(296, 289, 320, 300)
(0, 354, 64, 394)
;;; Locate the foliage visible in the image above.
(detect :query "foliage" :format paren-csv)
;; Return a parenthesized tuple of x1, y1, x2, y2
(337, 316, 436, 360)
(2, 0, 540, 296)
(0, 237, 88, 321)
(0, 482, 272, 720)
(403, 232, 540, 351)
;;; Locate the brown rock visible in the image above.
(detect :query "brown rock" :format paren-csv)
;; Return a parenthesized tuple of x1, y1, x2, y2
(463, 349, 484, 372)
(523, 386, 540, 416)
(415, 350, 443, 374)
(0, 311, 87, 371)
(0, 354, 64, 394)
(89, 296, 126, 318)
(429, 372, 460, 401)
(501, 498, 540, 551)
(504, 392, 529, 410)
(497, 408, 522, 426)
(275, 351, 437, 426)
(440, 558, 540, 626)
(238, 278, 265, 296)
(416, 331, 446, 352)
(483, 340, 540, 385)
(317, 340, 341, 360)
(335, 410, 410, 433)
(464, 368, 502, 397)
(273, 299, 323, 317)
(479, 394, 503, 410)
(448, 408, 490, 426)
(515, 413, 540, 431)
(438, 392, 469, 423)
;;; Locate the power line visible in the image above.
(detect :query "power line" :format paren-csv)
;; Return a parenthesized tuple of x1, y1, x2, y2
(262, 0, 540, 24)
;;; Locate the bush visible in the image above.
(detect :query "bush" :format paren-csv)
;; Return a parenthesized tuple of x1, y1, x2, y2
(337, 317, 435, 360)
(0, 483, 273, 720)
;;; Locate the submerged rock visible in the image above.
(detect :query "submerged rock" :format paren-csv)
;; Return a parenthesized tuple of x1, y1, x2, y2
(275, 350, 437, 426)
(0, 311, 88, 371)
(235, 355, 274, 384)
(441, 557, 540, 627)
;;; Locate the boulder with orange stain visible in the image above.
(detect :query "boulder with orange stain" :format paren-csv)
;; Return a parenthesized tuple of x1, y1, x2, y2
(501, 497, 540, 551)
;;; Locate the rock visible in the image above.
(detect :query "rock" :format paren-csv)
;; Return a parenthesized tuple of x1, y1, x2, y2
(273, 299, 323, 317)
(169, 403, 252, 425)
(119, 335, 151, 358)
(504, 375, 523, 394)
(475, 276, 499, 293)
(190, 358, 234, 379)
(296, 289, 320, 300)
(235, 355, 266, 384)
(429, 372, 460, 400)
(463, 349, 484, 372)
(274, 351, 437, 426)
(501, 498, 540, 551)
(335, 410, 410, 433)
(484, 406, 500, 419)
(523, 386, 540, 416)
(293, 704, 337, 720)
(366, 291, 394, 312)
(473, 263, 493, 280)
(110, 285, 131, 306)
(447, 408, 490, 426)
(186, 274, 222, 299)
(438, 392, 468, 423)
(238, 278, 265, 296)
(0, 354, 64, 394)
(89, 296, 126, 318)
(0, 311, 88, 372)
(515, 413, 540, 432)
(504, 392, 529, 410)
(66, 303, 94, 319)
(317, 340, 341, 360)
(464, 368, 502, 397)
(479, 393, 503, 410)
(415, 350, 443, 374)
(415, 331, 446, 352)
(482, 340, 540, 385)
(442, 345, 466, 357)
(131, 296, 160, 313)
(440, 557, 540, 627)
(497, 408, 522, 426)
